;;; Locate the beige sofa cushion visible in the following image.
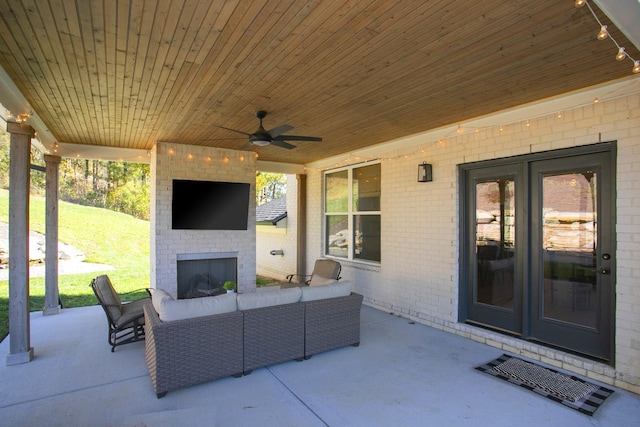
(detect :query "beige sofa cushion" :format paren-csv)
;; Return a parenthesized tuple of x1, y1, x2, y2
(237, 287, 302, 310)
(151, 289, 172, 313)
(309, 276, 338, 287)
(152, 290, 238, 322)
(300, 281, 352, 302)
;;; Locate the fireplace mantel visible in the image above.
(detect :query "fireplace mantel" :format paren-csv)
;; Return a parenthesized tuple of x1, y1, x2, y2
(177, 252, 238, 261)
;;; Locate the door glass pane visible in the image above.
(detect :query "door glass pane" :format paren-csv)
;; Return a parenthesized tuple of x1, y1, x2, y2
(475, 179, 515, 309)
(542, 172, 597, 328)
(326, 215, 348, 258)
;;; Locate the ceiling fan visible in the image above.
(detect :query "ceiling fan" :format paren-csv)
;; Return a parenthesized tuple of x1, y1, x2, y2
(218, 110, 322, 149)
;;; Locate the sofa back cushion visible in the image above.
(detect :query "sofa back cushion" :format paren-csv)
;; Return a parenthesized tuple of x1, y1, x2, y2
(237, 287, 302, 310)
(152, 289, 238, 322)
(300, 281, 352, 302)
(309, 276, 338, 287)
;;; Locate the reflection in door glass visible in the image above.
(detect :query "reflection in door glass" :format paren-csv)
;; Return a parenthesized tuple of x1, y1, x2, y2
(475, 179, 515, 309)
(542, 172, 597, 328)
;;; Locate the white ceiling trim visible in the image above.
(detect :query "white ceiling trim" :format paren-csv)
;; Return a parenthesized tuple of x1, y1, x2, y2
(594, 0, 640, 51)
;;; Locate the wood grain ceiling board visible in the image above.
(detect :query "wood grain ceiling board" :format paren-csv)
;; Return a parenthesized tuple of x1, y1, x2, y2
(0, 0, 636, 164)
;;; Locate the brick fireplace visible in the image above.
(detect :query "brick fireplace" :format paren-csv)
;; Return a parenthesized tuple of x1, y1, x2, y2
(150, 142, 257, 297)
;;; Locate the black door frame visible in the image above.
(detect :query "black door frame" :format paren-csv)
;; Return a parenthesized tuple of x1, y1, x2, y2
(458, 142, 616, 363)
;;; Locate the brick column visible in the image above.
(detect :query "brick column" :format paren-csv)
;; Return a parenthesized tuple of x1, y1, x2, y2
(43, 154, 61, 316)
(6, 122, 35, 365)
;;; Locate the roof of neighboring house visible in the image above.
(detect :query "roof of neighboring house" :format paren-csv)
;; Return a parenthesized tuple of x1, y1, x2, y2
(256, 197, 287, 225)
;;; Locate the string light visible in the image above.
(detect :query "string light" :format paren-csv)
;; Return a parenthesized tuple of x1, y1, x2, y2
(7, 112, 32, 123)
(596, 25, 608, 41)
(304, 92, 630, 174)
(575, 0, 640, 74)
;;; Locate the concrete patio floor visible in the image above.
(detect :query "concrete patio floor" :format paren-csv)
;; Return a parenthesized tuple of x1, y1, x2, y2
(1, 304, 638, 427)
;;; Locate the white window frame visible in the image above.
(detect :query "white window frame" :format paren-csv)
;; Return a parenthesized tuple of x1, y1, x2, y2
(323, 161, 381, 265)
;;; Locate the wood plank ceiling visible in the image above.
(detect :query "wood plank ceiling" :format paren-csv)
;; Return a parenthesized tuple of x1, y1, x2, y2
(0, 0, 637, 164)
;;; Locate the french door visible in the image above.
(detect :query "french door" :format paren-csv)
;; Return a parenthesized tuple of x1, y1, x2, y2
(461, 144, 615, 361)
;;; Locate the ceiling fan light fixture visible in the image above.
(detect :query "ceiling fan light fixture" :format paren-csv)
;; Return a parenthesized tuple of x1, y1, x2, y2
(252, 139, 271, 146)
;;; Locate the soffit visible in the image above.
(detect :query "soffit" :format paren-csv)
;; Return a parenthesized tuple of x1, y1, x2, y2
(0, 1, 637, 164)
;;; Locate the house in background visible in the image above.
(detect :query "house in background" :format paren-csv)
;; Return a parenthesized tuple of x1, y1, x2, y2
(255, 177, 298, 281)
(1, 1, 640, 395)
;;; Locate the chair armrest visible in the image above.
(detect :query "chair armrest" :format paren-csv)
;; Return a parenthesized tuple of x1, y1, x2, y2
(120, 288, 152, 299)
(286, 274, 311, 283)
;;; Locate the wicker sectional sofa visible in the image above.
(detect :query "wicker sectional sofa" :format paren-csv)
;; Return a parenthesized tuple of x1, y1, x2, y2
(143, 281, 363, 398)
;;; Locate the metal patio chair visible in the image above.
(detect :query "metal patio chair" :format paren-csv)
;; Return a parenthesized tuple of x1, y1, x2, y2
(90, 274, 150, 352)
(282, 259, 342, 288)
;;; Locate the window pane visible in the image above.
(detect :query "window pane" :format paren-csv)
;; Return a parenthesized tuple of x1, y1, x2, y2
(325, 170, 348, 212)
(326, 215, 348, 258)
(354, 215, 381, 262)
(353, 163, 380, 211)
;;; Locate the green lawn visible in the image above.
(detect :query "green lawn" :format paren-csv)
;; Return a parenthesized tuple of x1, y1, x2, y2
(0, 189, 151, 340)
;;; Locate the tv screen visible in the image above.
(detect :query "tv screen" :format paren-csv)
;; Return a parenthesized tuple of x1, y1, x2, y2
(172, 180, 250, 230)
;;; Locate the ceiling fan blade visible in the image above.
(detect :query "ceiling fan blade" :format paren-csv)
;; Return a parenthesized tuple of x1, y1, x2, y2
(216, 125, 252, 136)
(267, 124, 294, 138)
(203, 137, 247, 141)
(242, 141, 254, 149)
(270, 140, 296, 149)
(274, 135, 322, 142)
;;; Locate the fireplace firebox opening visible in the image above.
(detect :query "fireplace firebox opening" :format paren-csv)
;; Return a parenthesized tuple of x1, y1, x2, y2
(176, 253, 238, 299)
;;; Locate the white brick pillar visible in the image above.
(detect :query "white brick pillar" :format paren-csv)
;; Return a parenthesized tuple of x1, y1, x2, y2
(43, 154, 61, 316)
(6, 122, 35, 365)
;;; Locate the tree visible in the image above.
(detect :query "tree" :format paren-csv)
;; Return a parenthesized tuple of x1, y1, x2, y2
(256, 172, 286, 205)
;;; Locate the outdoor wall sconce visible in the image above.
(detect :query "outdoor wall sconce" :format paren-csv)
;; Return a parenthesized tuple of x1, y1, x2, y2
(418, 162, 433, 182)
(270, 249, 284, 256)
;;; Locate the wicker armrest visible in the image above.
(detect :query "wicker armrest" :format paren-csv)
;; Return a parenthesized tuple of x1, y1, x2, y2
(143, 302, 244, 397)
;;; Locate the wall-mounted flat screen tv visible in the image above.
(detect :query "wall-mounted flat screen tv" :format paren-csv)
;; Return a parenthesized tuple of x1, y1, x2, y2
(172, 180, 250, 230)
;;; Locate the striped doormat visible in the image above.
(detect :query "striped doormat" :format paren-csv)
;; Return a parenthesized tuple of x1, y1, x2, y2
(475, 354, 614, 416)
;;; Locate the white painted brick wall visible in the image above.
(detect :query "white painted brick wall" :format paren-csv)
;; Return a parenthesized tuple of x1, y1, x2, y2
(305, 93, 640, 393)
(151, 142, 257, 296)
